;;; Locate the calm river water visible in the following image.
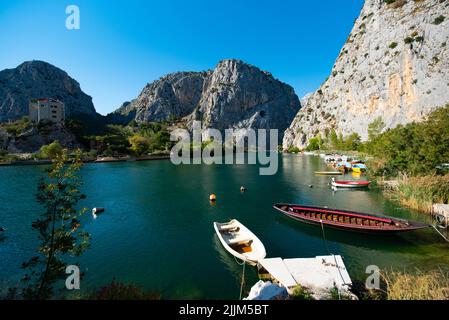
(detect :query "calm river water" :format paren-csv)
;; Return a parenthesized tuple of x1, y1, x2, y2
(0, 154, 448, 299)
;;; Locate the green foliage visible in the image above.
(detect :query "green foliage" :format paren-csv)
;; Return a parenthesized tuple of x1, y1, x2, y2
(388, 42, 398, 49)
(368, 117, 386, 141)
(92, 125, 132, 156)
(415, 36, 424, 43)
(366, 105, 449, 176)
(38, 141, 63, 160)
(392, 175, 449, 212)
(328, 286, 353, 300)
(342, 133, 362, 151)
(91, 122, 172, 156)
(404, 37, 414, 44)
(20, 150, 89, 299)
(433, 15, 445, 25)
(305, 135, 324, 151)
(128, 134, 151, 156)
(287, 146, 300, 153)
(290, 285, 314, 300)
(90, 280, 161, 300)
(2, 116, 32, 136)
(324, 129, 361, 152)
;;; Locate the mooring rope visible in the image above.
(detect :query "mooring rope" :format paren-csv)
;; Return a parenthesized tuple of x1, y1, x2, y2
(432, 225, 449, 242)
(239, 261, 246, 300)
(320, 220, 351, 299)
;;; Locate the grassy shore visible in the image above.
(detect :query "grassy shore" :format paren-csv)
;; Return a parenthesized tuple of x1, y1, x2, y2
(382, 268, 449, 300)
(384, 174, 449, 213)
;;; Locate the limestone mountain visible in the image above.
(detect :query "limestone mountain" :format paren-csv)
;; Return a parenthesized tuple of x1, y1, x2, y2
(111, 59, 300, 140)
(283, 0, 449, 149)
(0, 60, 100, 122)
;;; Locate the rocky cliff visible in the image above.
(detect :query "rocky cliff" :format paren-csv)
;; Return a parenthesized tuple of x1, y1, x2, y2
(283, 0, 449, 149)
(0, 60, 99, 122)
(111, 59, 300, 140)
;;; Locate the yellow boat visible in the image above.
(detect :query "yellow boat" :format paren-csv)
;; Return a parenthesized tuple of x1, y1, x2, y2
(314, 171, 343, 175)
(352, 167, 362, 174)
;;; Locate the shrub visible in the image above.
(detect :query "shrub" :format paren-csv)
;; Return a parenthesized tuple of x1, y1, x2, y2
(38, 140, 64, 160)
(305, 135, 323, 151)
(128, 134, 151, 156)
(433, 15, 445, 25)
(90, 280, 161, 300)
(404, 37, 414, 44)
(365, 105, 449, 176)
(287, 146, 300, 153)
(290, 285, 314, 300)
(389, 42, 398, 49)
(415, 36, 424, 42)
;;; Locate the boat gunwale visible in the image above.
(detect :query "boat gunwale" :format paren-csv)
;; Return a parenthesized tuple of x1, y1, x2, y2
(273, 203, 429, 232)
(213, 219, 266, 266)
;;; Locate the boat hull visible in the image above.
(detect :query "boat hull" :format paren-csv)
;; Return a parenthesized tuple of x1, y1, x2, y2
(273, 204, 429, 234)
(331, 180, 371, 188)
(213, 219, 266, 266)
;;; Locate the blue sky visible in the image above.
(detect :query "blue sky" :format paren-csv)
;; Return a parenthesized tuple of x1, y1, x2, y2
(0, 0, 364, 115)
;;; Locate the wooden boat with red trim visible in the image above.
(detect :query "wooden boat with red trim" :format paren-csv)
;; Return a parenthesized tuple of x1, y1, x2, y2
(273, 204, 429, 233)
(331, 178, 371, 188)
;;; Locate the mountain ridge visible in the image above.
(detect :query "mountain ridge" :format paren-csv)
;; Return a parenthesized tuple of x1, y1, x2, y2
(110, 59, 301, 140)
(0, 60, 101, 122)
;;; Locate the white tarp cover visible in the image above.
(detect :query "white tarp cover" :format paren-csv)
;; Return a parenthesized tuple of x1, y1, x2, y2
(244, 280, 288, 300)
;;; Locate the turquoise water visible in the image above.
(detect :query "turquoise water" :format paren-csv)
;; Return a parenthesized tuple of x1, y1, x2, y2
(0, 154, 448, 299)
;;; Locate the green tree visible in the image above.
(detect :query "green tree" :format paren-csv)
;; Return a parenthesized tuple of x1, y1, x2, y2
(20, 150, 89, 299)
(329, 129, 339, 149)
(342, 133, 361, 151)
(366, 105, 449, 176)
(128, 134, 150, 155)
(368, 117, 386, 141)
(39, 141, 63, 160)
(305, 135, 323, 151)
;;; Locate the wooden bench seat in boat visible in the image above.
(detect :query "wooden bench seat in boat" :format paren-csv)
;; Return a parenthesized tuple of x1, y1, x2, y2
(228, 238, 252, 245)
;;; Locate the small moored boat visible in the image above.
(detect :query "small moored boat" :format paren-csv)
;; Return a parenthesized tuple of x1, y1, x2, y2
(214, 219, 266, 266)
(351, 163, 367, 173)
(273, 204, 430, 234)
(331, 178, 371, 188)
(314, 171, 343, 175)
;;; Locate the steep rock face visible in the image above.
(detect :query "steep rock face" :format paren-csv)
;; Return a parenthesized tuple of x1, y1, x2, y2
(0, 60, 98, 122)
(112, 60, 300, 140)
(117, 71, 209, 123)
(283, 0, 449, 149)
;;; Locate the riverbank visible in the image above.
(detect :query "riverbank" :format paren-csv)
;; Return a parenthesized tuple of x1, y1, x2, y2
(0, 153, 170, 166)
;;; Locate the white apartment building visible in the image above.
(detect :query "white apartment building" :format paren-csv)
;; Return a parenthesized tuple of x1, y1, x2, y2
(29, 98, 65, 125)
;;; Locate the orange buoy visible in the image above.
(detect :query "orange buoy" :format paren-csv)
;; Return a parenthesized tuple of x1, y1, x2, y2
(209, 194, 217, 201)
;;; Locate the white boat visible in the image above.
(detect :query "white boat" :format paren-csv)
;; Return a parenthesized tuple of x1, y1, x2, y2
(213, 219, 266, 266)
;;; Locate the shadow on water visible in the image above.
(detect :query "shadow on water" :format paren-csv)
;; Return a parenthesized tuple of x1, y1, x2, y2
(212, 235, 259, 297)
